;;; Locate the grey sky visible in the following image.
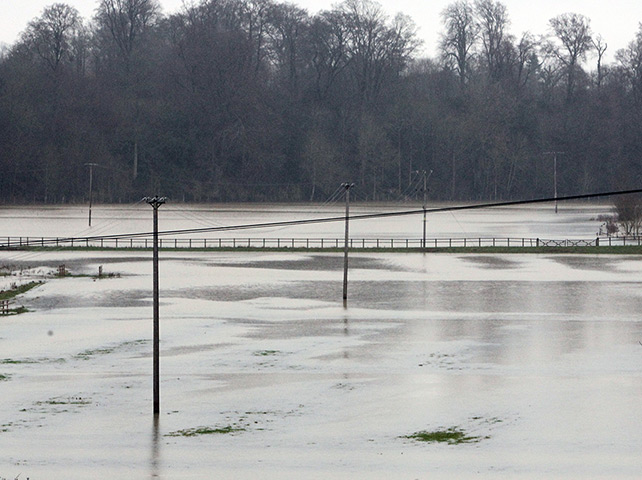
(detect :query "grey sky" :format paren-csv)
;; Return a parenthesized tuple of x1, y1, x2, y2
(1, 0, 640, 62)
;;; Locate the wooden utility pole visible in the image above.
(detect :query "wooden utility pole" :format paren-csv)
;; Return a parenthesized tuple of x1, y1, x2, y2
(145, 196, 166, 416)
(85, 163, 99, 227)
(423, 171, 427, 248)
(543, 152, 564, 213)
(342, 183, 354, 303)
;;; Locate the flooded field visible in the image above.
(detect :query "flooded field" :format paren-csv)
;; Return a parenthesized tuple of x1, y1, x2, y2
(0, 201, 613, 240)
(0, 204, 641, 478)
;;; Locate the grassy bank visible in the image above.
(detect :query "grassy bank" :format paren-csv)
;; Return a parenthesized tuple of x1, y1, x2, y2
(0, 281, 43, 301)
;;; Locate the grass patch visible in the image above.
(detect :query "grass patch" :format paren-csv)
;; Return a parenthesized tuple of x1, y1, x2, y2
(75, 347, 116, 359)
(253, 350, 280, 356)
(0, 374, 9, 381)
(0, 358, 35, 364)
(74, 340, 147, 360)
(38, 396, 90, 406)
(166, 425, 244, 437)
(0, 281, 43, 301)
(404, 427, 484, 445)
(1, 357, 65, 364)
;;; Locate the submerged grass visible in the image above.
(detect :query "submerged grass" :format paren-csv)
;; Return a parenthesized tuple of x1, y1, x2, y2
(1, 357, 65, 364)
(404, 427, 484, 445)
(0, 281, 43, 301)
(166, 425, 244, 437)
(253, 350, 281, 356)
(37, 396, 91, 406)
(74, 340, 148, 360)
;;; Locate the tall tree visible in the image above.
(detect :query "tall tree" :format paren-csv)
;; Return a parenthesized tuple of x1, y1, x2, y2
(616, 24, 642, 105)
(547, 13, 593, 102)
(22, 3, 82, 73)
(441, 0, 478, 87)
(474, 0, 509, 82)
(306, 9, 351, 102)
(95, 0, 160, 73)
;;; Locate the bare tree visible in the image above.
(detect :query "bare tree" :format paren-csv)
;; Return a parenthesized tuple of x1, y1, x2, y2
(306, 10, 351, 101)
(547, 12, 593, 102)
(441, 0, 479, 87)
(616, 24, 642, 105)
(614, 194, 642, 236)
(514, 32, 540, 90)
(268, 3, 309, 95)
(95, 0, 160, 71)
(474, 0, 509, 82)
(23, 3, 82, 73)
(592, 34, 608, 89)
(342, 0, 415, 104)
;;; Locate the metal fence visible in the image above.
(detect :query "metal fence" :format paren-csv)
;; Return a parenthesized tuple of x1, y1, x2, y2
(2, 235, 642, 249)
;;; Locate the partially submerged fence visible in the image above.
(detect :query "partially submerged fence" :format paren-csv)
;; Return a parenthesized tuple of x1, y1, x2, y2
(2, 235, 642, 249)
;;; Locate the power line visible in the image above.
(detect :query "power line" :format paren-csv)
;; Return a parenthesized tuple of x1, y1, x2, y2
(2, 188, 642, 248)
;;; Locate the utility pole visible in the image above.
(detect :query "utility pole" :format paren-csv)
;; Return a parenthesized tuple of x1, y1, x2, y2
(85, 163, 99, 227)
(342, 183, 354, 304)
(419, 170, 433, 249)
(543, 152, 564, 213)
(145, 196, 166, 416)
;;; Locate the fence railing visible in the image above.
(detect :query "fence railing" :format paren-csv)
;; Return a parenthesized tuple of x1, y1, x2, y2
(2, 235, 642, 249)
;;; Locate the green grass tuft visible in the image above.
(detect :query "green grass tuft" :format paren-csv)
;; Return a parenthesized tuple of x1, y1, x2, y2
(404, 427, 483, 445)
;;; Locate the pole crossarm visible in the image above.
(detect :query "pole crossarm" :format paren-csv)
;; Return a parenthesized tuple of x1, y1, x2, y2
(144, 196, 167, 209)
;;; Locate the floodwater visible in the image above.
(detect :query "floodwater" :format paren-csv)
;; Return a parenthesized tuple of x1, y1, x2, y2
(0, 204, 641, 479)
(0, 201, 613, 240)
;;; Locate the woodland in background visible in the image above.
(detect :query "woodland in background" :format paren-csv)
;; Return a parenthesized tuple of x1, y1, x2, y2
(1, 0, 642, 204)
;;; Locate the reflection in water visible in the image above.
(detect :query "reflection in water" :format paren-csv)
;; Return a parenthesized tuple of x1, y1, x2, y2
(151, 416, 160, 479)
(343, 315, 349, 359)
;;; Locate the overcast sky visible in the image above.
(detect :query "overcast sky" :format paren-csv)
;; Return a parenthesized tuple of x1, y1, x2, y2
(1, 0, 641, 62)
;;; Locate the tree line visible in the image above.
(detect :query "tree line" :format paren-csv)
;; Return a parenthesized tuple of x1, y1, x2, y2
(1, 0, 642, 204)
